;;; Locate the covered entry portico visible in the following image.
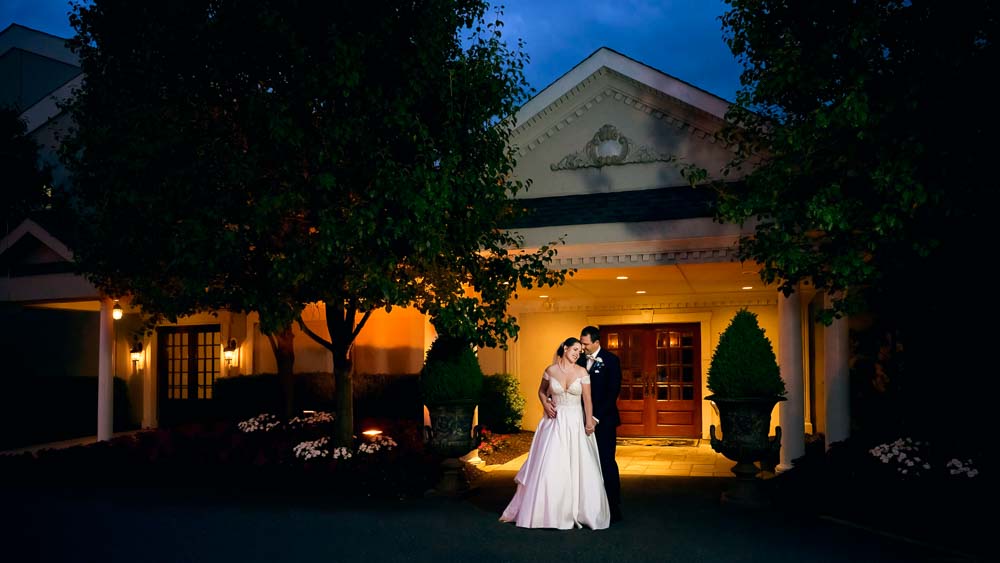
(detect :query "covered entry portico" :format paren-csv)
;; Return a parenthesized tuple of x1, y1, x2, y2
(0, 219, 125, 441)
(486, 258, 849, 472)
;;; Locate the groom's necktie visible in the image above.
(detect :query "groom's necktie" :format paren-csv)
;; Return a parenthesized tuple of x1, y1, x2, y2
(586, 354, 595, 371)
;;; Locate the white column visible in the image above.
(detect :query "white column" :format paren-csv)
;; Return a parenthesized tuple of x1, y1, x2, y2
(97, 297, 114, 441)
(823, 293, 850, 449)
(778, 289, 805, 472)
(141, 338, 154, 428)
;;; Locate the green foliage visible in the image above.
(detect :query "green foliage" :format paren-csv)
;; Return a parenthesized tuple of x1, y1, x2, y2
(61, 0, 567, 341)
(419, 335, 483, 405)
(707, 308, 785, 398)
(1, 106, 52, 230)
(61, 0, 569, 444)
(478, 372, 525, 433)
(701, 1, 1000, 322)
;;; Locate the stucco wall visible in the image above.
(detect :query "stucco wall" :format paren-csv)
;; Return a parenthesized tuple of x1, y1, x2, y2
(497, 303, 782, 438)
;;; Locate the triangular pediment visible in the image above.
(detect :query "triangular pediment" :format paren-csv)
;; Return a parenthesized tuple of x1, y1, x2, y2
(510, 48, 741, 200)
(0, 218, 76, 276)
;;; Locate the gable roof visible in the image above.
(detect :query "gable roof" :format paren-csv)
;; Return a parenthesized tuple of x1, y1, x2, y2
(515, 47, 732, 127)
(0, 217, 75, 263)
(0, 217, 77, 278)
(0, 23, 81, 132)
(0, 23, 78, 67)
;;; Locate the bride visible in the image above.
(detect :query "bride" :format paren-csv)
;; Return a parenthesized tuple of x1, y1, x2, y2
(499, 337, 610, 530)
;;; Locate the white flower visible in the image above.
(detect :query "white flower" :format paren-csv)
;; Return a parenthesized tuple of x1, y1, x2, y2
(869, 438, 979, 479)
(293, 437, 330, 460)
(238, 413, 280, 433)
(286, 411, 335, 428)
(357, 435, 398, 455)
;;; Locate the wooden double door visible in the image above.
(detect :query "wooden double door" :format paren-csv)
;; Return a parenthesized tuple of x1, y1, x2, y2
(157, 324, 222, 427)
(603, 323, 702, 438)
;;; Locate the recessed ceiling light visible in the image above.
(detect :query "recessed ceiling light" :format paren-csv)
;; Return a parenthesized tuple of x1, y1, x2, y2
(741, 286, 753, 290)
(635, 290, 646, 294)
(616, 276, 628, 280)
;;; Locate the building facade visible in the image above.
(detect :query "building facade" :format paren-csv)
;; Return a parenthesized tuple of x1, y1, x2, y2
(0, 26, 849, 467)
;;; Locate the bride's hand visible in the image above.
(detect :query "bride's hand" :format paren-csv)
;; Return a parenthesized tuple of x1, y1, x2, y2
(585, 424, 595, 435)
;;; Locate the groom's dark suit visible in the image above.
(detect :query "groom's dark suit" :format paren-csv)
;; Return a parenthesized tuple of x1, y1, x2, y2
(579, 347, 622, 520)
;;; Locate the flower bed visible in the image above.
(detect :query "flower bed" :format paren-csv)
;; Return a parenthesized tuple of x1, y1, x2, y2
(0, 413, 439, 499)
(770, 435, 990, 558)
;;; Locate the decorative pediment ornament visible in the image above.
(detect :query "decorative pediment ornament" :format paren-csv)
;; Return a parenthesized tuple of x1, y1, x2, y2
(550, 124, 676, 171)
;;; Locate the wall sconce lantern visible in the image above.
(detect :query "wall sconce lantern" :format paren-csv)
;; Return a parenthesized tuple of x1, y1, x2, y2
(223, 338, 238, 365)
(130, 342, 143, 368)
(112, 300, 123, 321)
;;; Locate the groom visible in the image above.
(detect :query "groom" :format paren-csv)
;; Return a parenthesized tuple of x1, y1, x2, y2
(578, 325, 623, 522)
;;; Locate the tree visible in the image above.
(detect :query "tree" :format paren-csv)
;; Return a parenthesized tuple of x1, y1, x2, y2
(711, 0, 998, 320)
(1, 106, 52, 232)
(62, 0, 568, 444)
(706, 1, 998, 444)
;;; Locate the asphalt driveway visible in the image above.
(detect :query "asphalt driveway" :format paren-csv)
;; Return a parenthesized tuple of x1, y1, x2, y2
(2, 470, 986, 563)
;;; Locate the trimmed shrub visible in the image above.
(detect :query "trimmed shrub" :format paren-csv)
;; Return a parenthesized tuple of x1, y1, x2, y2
(353, 373, 421, 420)
(478, 373, 525, 433)
(214, 372, 335, 421)
(707, 308, 786, 398)
(419, 336, 483, 405)
(215, 371, 422, 424)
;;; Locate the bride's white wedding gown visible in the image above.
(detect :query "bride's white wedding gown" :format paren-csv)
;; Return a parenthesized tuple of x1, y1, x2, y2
(499, 373, 610, 530)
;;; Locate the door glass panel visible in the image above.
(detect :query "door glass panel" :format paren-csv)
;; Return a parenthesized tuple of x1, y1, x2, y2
(162, 326, 220, 402)
(656, 329, 697, 402)
(628, 369, 643, 400)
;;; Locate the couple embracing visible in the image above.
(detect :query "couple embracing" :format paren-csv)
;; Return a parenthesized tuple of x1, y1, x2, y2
(499, 326, 623, 530)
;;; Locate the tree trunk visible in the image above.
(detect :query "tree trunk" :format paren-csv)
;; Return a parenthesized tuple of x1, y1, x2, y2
(267, 325, 296, 420)
(332, 342, 353, 447)
(297, 302, 372, 447)
(328, 308, 355, 447)
(323, 303, 372, 447)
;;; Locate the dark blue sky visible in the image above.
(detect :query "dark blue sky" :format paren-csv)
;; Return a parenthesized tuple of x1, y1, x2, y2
(1, 0, 743, 101)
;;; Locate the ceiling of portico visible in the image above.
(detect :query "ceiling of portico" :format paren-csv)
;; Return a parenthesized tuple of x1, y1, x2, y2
(511, 261, 774, 306)
(26, 299, 101, 311)
(19, 263, 774, 316)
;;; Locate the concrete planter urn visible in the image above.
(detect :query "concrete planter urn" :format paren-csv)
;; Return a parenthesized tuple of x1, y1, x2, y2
(705, 308, 788, 507)
(707, 395, 786, 506)
(425, 400, 478, 495)
(427, 400, 477, 458)
(420, 335, 483, 496)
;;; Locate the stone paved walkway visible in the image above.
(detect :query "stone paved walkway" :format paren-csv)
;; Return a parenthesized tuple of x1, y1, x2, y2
(480, 441, 739, 478)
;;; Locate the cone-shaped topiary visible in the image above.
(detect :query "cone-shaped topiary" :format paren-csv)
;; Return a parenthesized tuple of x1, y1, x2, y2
(707, 308, 786, 398)
(420, 335, 484, 406)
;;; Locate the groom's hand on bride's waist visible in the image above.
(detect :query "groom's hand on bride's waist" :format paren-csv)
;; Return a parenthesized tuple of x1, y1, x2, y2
(544, 397, 557, 418)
